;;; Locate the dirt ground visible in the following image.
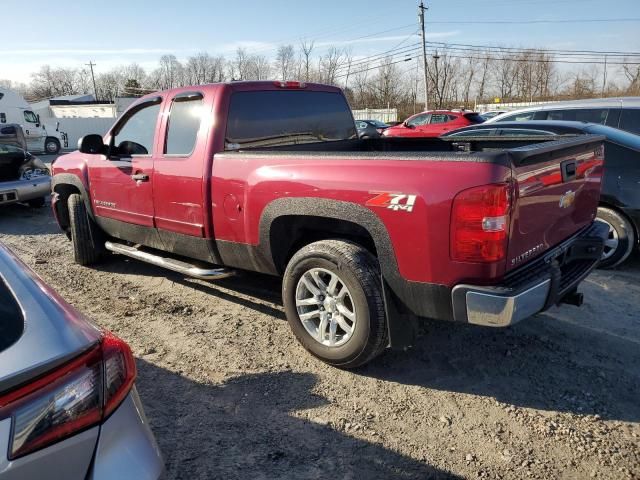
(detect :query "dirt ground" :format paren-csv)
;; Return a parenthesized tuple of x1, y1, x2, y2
(1, 201, 638, 480)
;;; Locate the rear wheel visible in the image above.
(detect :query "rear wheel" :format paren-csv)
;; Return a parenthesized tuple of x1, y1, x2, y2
(68, 193, 105, 265)
(597, 206, 635, 268)
(282, 240, 387, 369)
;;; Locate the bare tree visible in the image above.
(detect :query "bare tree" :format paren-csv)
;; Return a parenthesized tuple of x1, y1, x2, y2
(30, 66, 82, 98)
(299, 40, 315, 82)
(275, 45, 296, 81)
(622, 61, 640, 95)
(319, 47, 347, 85)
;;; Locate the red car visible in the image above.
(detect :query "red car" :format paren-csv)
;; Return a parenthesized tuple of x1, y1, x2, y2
(382, 110, 484, 138)
(51, 81, 606, 368)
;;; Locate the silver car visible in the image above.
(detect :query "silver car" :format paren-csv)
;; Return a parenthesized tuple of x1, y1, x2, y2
(0, 242, 163, 479)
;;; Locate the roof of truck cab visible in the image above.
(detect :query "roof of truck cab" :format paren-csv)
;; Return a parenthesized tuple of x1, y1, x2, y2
(134, 81, 343, 104)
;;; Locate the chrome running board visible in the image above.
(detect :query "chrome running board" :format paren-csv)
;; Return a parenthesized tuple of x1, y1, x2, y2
(104, 241, 234, 281)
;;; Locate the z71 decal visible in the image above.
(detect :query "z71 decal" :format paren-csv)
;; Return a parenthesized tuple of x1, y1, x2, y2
(366, 193, 417, 213)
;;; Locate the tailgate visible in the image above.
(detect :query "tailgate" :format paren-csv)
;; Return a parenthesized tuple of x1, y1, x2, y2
(506, 135, 605, 271)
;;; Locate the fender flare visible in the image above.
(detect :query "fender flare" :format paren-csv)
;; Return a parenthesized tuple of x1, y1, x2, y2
(51, 173, 94, 220)
(257, 197, 454, 329)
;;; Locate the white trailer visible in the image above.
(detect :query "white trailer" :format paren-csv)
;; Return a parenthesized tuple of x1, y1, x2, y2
(0, 88, 68, 154)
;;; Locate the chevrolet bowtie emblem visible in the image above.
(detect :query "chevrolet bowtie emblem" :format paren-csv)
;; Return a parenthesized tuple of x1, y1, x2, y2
(559, 190, 576, 209)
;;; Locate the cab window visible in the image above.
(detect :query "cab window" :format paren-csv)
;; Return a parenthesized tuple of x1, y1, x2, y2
(23, 111, 38, 124)
(619, 109, 640, 135)
(112, 101, 161, 156)
(164, 94, 204, 156)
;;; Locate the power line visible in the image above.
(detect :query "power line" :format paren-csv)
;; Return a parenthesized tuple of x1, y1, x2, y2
(427, 18, 640, 25)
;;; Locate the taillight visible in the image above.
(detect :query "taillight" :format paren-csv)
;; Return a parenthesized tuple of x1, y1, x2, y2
(0, 332, 136, 460)
(273, 81, 306, 89)
(451, 183, 512, 263)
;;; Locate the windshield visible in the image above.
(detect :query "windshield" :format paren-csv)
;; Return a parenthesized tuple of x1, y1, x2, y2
(0, 144, 25, 155)
(225, 90, 357, 149)
(0, 277, 24, 353)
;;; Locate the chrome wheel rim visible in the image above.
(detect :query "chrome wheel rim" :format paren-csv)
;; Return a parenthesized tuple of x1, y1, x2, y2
(295, 268, 356, 347)
(600, 219, 619, 260)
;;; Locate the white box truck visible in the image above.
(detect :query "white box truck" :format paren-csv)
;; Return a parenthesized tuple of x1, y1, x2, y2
(0, 88, 68, 154)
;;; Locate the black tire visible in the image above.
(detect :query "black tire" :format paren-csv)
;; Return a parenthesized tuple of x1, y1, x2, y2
(68, 193, 105, 265)
(27, 197, 46, 208)
(282, 240, 387, 369)
(45, 137, 61, 155)
(597, 206, 635, 269)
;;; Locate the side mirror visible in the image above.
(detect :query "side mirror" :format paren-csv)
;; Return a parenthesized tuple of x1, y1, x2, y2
(36, 114, 41, 128)
(404, 122, 415, 129)
(78, 134, 106, 154)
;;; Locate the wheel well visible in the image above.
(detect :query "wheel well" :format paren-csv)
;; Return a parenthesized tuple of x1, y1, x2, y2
(269, 215, 377, 273)
(53, 184, 81, 231)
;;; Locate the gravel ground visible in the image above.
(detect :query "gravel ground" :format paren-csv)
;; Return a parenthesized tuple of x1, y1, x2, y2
(1, 202, 639, 480)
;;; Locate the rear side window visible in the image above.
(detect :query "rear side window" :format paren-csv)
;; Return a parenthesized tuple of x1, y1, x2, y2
(619, 109, 640, 135)
(545, 109, 608, 124)
(0, 278, 24, 353)
(225, 90, 356, 149)
(165, 94, 204, 155)
(430, 114, 450, 124)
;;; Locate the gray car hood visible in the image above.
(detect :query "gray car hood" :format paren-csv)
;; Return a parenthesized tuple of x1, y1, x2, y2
(0, 242, 101, 394)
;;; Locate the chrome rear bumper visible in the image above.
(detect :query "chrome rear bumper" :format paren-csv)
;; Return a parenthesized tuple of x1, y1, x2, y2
(451, 221, 608, 327)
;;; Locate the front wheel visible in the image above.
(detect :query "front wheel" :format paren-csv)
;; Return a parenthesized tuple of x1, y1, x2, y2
(68, 193, 105, 265)
(597, 206, 635, 268)
(45, 137, 61, 154)
(282, 240, 387, 369)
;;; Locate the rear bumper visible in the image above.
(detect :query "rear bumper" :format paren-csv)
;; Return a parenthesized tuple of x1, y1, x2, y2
(0, 176, 51, 205)
(89, 387, 164, 480)
(451, 220, 608, 326)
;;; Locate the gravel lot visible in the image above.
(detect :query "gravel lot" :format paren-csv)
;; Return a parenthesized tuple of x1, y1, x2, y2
(1, 200, 638, 480)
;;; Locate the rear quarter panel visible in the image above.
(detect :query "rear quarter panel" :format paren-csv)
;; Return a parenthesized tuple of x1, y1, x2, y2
(211, 153, 513, 286)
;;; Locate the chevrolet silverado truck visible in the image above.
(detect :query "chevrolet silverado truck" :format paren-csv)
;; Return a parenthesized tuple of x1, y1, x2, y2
(50, 81, 608, 368)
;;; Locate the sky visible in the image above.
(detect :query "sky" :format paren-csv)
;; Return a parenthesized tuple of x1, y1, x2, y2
(0, 0, 639, 84)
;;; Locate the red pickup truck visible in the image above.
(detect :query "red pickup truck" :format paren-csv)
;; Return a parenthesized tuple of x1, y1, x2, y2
(51, 81, 607, 368)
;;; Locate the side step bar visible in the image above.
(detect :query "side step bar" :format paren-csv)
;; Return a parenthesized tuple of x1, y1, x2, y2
(104, 241, 234, 281)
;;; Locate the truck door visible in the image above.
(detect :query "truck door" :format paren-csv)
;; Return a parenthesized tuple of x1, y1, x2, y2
(88, 97, 162, 238)
(22, 110, 44, 152)
(152, 91, 210, 257)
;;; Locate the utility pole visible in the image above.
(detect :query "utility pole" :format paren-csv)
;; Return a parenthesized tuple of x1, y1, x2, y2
(602, 55, 608, 96)
(85, 61, 98, 100)
(432, 50, 440, 108)
(418, 1, 429, 111)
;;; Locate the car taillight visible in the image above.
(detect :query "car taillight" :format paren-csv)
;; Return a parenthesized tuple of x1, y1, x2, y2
(273, 81, 306, 88)
(0, 332, 136, 460)
(451, 183, 512, 263)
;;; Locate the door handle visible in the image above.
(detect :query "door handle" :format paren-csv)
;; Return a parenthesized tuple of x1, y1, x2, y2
(131, 173, 149, 182)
